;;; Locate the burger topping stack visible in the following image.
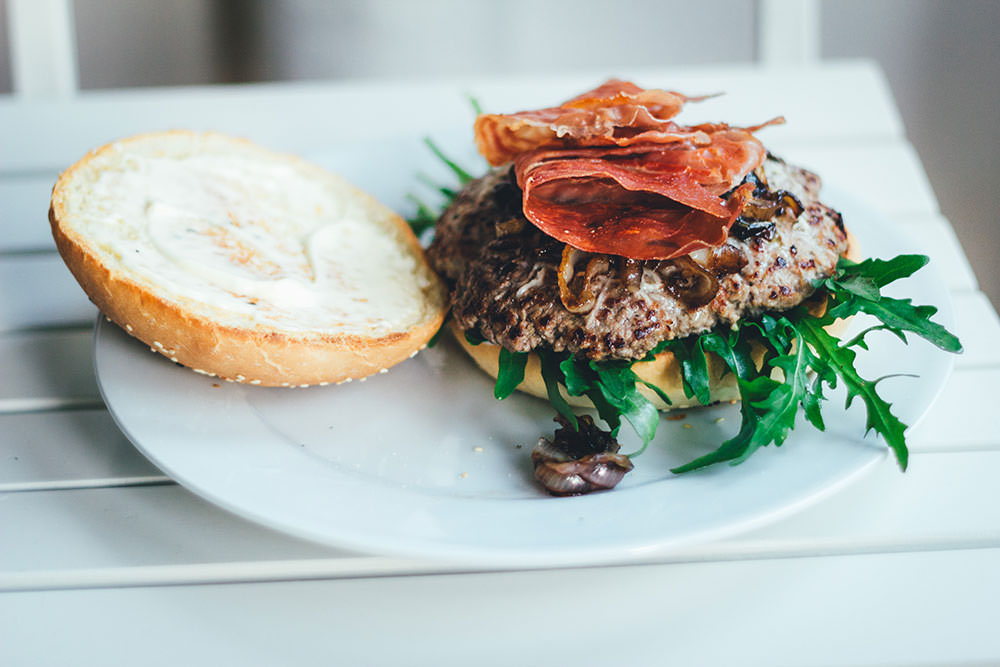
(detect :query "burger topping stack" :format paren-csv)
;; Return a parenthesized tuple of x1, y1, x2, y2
(424, 81, 961, 494)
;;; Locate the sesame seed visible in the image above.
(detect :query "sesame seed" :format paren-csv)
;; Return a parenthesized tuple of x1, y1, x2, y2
(683, 423, 693, 429)
(714, 417, 725, 424)
(473, 446, 484, 453)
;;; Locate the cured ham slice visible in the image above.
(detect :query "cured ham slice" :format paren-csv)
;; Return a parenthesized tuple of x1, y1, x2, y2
(475, 79, 710, 166)
(518, 163, 754, 259)
(514, 127, 767, 259)
(475, 79, 780, 259)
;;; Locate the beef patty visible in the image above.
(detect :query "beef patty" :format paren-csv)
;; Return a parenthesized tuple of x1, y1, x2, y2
(427, 156, 848, 361)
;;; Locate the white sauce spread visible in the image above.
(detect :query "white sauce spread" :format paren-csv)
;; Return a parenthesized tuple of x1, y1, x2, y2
(75, 148, 433, 335)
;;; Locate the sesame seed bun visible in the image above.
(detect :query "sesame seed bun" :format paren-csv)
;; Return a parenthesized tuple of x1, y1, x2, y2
(50, 131, 446, 387)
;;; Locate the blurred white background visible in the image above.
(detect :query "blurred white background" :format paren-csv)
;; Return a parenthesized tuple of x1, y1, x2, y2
(1, 0, 997, 308)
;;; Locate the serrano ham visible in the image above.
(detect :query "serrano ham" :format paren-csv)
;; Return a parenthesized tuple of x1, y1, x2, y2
(474, 79, 781, 260)
(475, 79, 711, 166)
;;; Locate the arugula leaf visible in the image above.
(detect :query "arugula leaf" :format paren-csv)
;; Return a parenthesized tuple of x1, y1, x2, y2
(832, 254, 929, 288)
(664, 337, 711, 404)
(828, 295, 962, 353)
(558, 355, 629, 435)
(699, 330, 755, 381)
(467, 95, 484, 115)
(796, 316, 910, 469)
(671, 375, 779, 473)
(407, 137, 481, 232)
(538, 350, 579, 430)
(639, 379, 673, 407)
(821, 255, 962, 352)
(424, 137, 474, 185)
(494, 348, 528, 399)
(590, 361, 660, 447)
(405, 194, 440, 235)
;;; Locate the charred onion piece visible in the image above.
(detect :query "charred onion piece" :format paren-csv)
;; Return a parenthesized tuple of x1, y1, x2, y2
(706, 243, 748, 277)
(730, 219, 776, 241)
(657, 256, 719, 308)
(557, 246, 609, 313)
(532, 415, 633, 496)
(740, 188, 804, 222)
(619, 257, 643, 293)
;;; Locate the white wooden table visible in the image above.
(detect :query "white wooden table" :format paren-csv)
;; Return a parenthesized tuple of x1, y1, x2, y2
(2, 61, 999, 666)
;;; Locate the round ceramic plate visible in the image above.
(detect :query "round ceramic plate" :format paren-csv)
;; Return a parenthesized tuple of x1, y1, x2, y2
(94, 186, 956, 567)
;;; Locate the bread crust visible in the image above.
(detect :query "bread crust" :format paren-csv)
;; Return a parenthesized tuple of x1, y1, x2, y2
(50, 131, 446, 387)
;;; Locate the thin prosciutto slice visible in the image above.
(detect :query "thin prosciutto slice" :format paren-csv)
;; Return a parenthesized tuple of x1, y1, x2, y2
(475, 79, 781, 260)
(475, 79, 711, 167)
(514, 127, 767, 259)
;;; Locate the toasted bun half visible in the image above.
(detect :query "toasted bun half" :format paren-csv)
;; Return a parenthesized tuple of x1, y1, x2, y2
(453, 230, 860, 410)
(51, 131, 446, 387)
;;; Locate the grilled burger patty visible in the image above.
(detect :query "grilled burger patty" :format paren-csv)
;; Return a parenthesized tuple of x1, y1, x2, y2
(427, 156, 848, 361)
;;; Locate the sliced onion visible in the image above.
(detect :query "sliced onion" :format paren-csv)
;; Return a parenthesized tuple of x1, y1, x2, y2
(618, 257, 643, 293)
(657, 256, 719, 308)
(557, 246, 609, 314)
(531, 415, 634, 496)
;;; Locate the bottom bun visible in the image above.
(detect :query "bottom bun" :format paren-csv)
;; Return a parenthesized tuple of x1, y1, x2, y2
(452, 320, 749, 410)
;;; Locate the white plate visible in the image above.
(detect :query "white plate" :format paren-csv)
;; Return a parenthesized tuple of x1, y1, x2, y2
(94, 180, 957, 568)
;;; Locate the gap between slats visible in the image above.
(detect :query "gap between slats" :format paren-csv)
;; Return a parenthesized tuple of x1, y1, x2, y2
(1, 476, 172, 493)
(2, 527, 999, 594)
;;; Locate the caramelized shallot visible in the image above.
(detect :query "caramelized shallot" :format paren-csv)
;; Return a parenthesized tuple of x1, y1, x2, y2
(557, 246, 609, 313)
(657, 256, 719, 307)
(619, 257, 644, 293)
(532, 415, 633, 496)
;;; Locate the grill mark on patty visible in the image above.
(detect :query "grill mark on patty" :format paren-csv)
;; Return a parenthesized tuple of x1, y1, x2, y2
(427, 158, 848, 361)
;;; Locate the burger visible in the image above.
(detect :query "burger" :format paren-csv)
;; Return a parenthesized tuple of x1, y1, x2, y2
(421, 80, 961, 494)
